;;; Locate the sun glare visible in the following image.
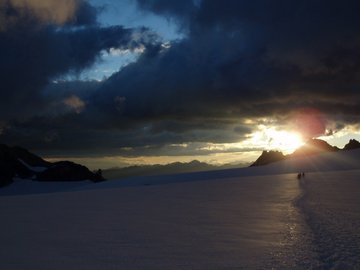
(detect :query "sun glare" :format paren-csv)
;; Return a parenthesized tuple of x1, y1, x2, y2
(249, 126, 304, 154)
(266, 129, 304, 153)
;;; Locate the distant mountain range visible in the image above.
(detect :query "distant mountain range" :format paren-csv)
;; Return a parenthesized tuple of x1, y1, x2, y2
(251, 138, 360, 167)
(0, 144, 104, 187)
(103, 160, 250, 180)
(1, 138, 359, 186)
(0, 143, 249, 186)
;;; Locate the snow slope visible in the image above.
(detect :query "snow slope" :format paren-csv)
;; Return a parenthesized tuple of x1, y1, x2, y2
(298, 170, 360, 269)
(0, 173, 320, 269)
(0, 150, 360, 269)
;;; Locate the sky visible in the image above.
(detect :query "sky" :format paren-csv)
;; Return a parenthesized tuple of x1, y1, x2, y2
(1, 0, 360, 169)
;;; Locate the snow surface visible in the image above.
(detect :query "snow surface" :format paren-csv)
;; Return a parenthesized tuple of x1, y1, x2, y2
(298, 170, 360, 269)
(0, 150, 360, 269)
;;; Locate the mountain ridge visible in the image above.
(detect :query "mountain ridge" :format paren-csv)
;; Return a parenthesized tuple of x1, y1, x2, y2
(251, 138, 360, 167)
(103, 160, 250, 180)
(0, 144, 104, 187)
(2, 138, 359, 186)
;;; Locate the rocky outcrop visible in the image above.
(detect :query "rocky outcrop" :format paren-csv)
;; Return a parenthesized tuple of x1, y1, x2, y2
(0, 144, 104, 185)
(250, 150, 286, 167)
(0, 163, 14, 187)
(292, 139, 339, 157)
(343, 139, 360, 151)
(251, 138, 358, 167)
(0, 144, 35, 186)
(37, 161, 104, 182)
(11, 146, 51, 167)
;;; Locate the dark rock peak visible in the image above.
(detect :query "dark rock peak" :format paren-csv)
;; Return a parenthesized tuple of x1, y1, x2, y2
(292, 138, 339, 157)
(343, 139, 360, 151)
(0, 143, 104, 186)
(10, 146, 51, 167)
(250, 150, 286, 167)
(251, 138, 360, 167)
(37, 161, 104, 182)
(0, 144, 35, 186)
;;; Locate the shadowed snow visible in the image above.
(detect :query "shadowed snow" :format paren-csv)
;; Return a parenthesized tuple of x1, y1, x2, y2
(298, 170, 360, 269)
(0, 174, 320, 269)
(1, 150, 360, 269)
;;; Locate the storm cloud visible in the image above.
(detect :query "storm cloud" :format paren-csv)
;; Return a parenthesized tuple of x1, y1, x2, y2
(124, 0, 360, 121)
(88, 0, 360, 143)
(0, 0, 158, 120)
(1, 0, 360, 159)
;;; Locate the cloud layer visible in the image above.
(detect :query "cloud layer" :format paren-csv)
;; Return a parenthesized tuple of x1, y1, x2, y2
(0, 0, 157, 120)
(1, 0, 360, 159)
(0, 0, 96, 30)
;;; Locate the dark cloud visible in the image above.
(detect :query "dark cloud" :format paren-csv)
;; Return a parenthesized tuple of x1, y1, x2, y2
(1, 0, 360, 158)
(110, 0, 360, 124)
(136, 0, 196, 22)
(0, 0, 158, 121)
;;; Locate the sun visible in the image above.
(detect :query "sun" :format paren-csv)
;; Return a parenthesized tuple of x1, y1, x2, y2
(265, 128, 304, 154)
(248, 126, 304, 154)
